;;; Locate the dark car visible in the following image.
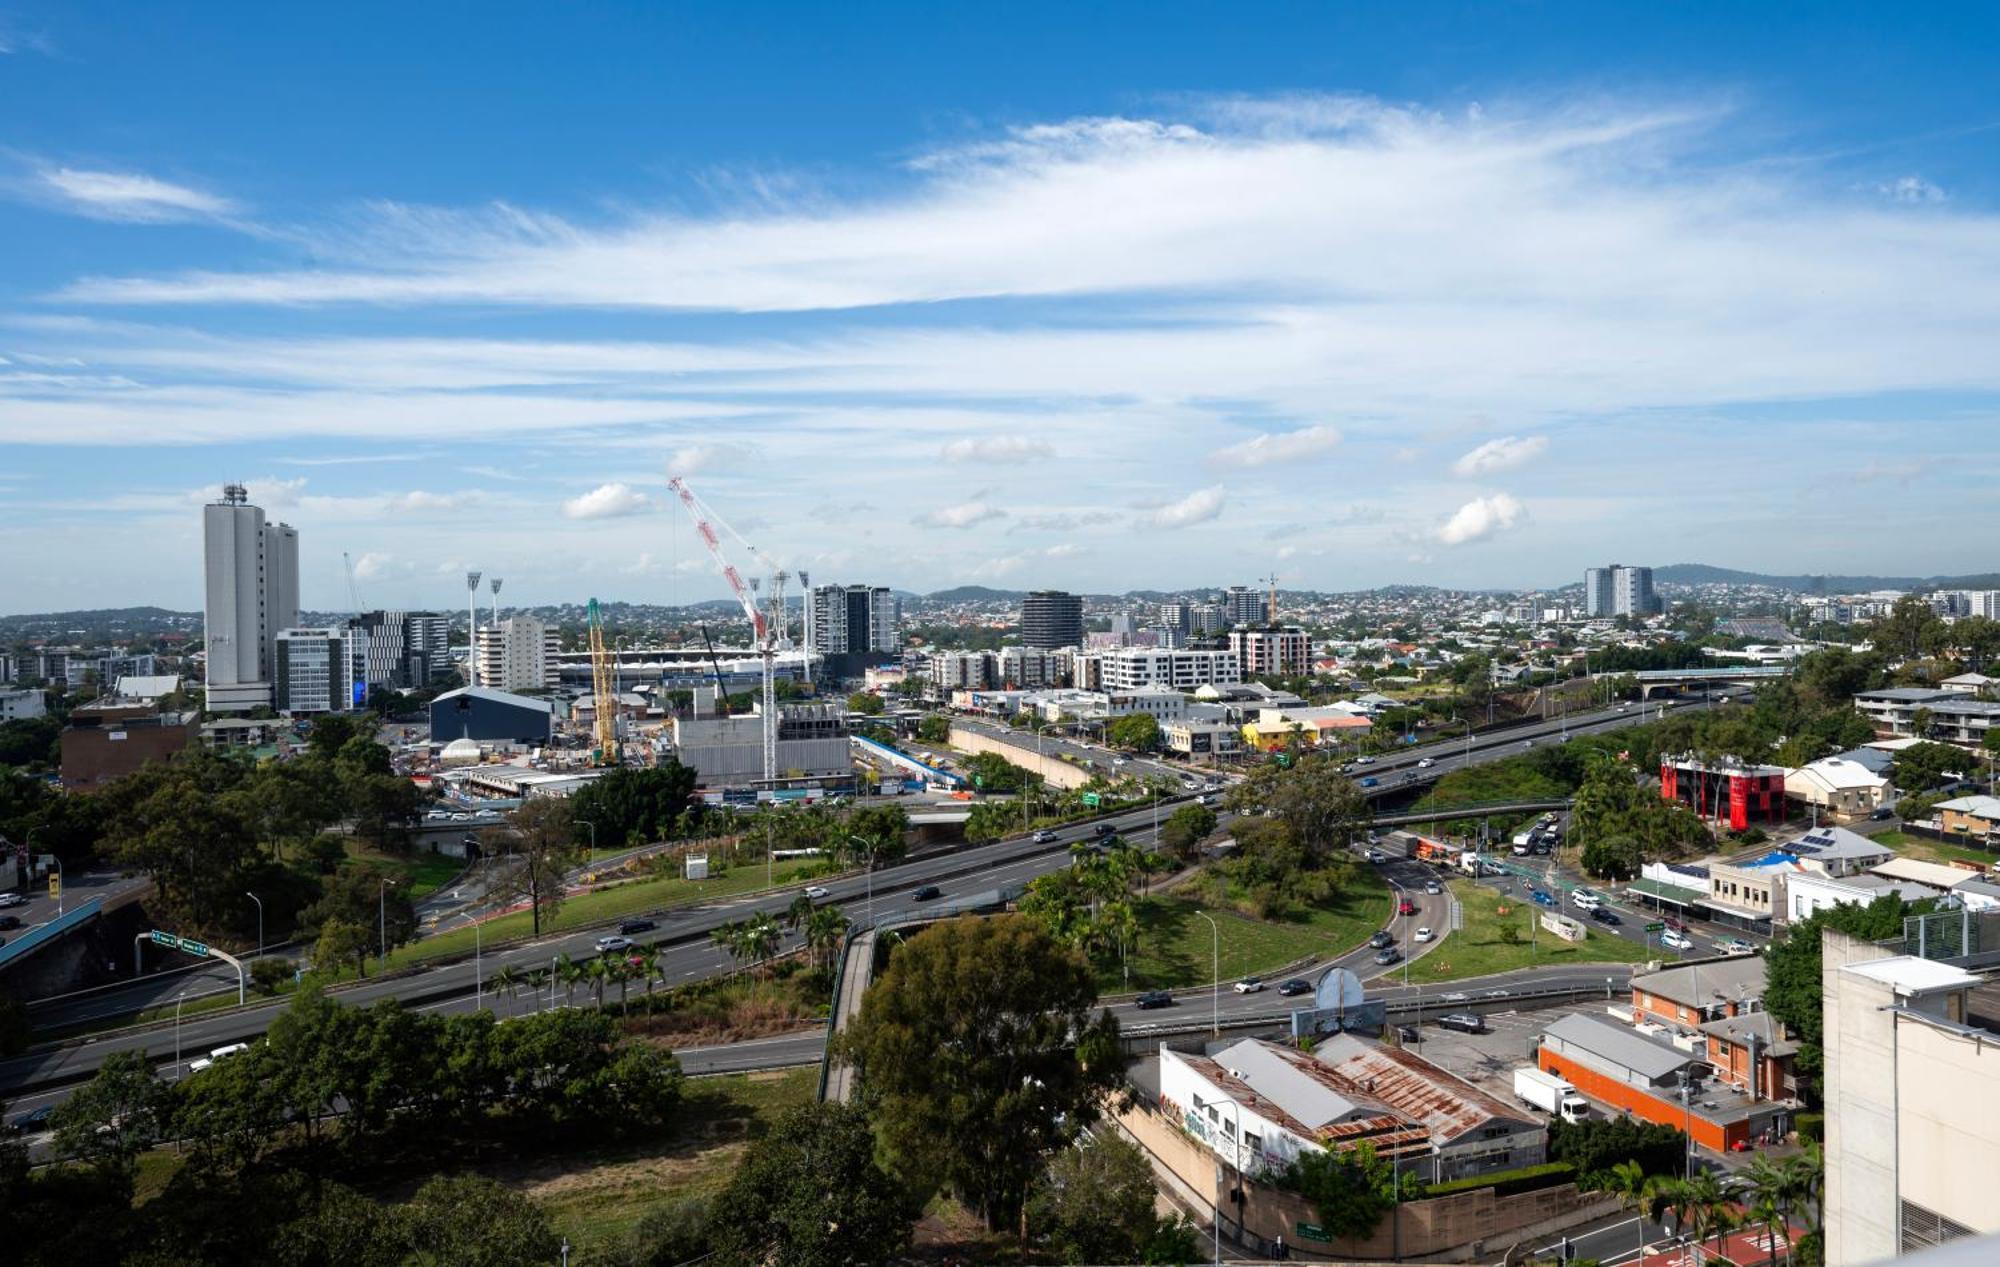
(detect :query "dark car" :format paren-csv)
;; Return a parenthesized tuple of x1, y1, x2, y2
(1590, 907, 1622, 926)
(618, 919, 658, 935)
(8, 1105, 53, 1135)
(1093, 823, 1118, 837)
(1436, 1012, 1486, 1034)
(913, 885, 943, 901)
(0, 915, 20, 930)
(1278, 978, 1312, 997)
(1396, 1025, 1420, 1043)
(1374, 947, 1401, 965)
(1368, 930, 1394, 949)
(1136, 990, 1174, 1009)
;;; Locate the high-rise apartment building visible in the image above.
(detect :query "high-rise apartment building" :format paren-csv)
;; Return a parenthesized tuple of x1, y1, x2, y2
(1189, 603, 1229, 635)
(1020, 590, 1084, 650)
(350, 610, 454, 689)
(274, 627, 369, 714)
(1228, 626, 1311, 678)
(1223, 585, 1270, 627)
(202, 484, 300, 712)
(1097, 648, 1241, 691)
(807, 584, 901, 657)
(1158, 601, 1191, 634)
(474, 614, 560, 691)
(1584, 564, 1661, 618)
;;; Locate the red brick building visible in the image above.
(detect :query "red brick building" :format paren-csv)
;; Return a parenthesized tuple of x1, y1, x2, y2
(1660, 754, 1787, 832)
(60, 706, 198, 789)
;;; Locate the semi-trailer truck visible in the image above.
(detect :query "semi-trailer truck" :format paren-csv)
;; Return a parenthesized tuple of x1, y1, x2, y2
(1514, 1066, 1590, 1123)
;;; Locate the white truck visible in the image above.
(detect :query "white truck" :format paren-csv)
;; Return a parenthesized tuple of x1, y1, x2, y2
(1514, 1066, 1590, 1123)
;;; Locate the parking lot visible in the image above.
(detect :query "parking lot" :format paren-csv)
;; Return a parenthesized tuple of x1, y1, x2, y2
(1396, 1002, 1599, 1100)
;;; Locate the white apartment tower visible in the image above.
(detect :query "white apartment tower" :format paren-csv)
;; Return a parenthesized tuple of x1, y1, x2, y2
(1584, 564, 1660, 618)
(202, 484, 299, 712)
(473, 614, 560, 691)
(807, 584, 900, 656)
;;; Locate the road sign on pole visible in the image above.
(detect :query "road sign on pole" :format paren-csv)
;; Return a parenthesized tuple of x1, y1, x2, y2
(1645, 922, 1665, 932)
(148, 929, 212, 959)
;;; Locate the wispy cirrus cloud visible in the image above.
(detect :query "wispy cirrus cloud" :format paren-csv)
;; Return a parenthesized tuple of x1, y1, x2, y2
(1450, 435, 1548, 478)
(37, 167, 238, 224)
(1210, 424, 1341, 468)
(916, 501, 1006, 529)
(940, 436, 1054, 463)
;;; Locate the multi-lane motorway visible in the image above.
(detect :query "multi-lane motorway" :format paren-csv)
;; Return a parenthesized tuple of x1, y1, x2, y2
(1, 690, 1740, 1119)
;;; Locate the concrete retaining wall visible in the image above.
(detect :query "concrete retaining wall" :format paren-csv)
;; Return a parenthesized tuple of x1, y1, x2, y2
(947, 725, 1094, 790)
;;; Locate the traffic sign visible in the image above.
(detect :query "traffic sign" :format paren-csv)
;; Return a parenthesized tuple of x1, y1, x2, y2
(149, 929, 211, 959)
(1081, 792, 1101, 808)
(1645, 922, 1665, 933)
(47, 875, 60, 900)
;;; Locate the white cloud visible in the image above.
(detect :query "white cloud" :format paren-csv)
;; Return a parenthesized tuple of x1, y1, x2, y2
(350, 551, 392, 581)
(666, 442, 753, 476)
(940, 436, 1053, 463)
(39, 167, 237, 223)
(1450, 434, 1548, 478)
(1146, 486, 1225, 529)
(1436, 493, 1526, 546)
(1877, 176, 1945, 204)
(917, 501, 1006, 529)
(562, 482, 654, 519)
(384, 490, 475, 513)
(1042, 543, 1085, 558)
(1210, 424, 1342, 468)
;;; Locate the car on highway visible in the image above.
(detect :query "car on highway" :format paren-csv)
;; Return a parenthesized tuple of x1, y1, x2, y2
(1589, 907, 1622, 926)
(1416, 757, 1435, 769)
(1396, 1025, 1421, 1043)
(594, 935, 634, 954)
(1719, 937, 1757, 955)
(1529, 888, 1556, 907)
(1423, 880, 1442, 894)
(1397, 898, 1417, 916)
(619, 918, 658, 935)
(189, 1042, 251, 1074)
(1374, 947, 1401, 965)
(1366, 849, 1386, 864)
(804, 885, 831, 901)
(1569, 888, 1602, 911)
(1368, 930, 1394, 949)
(1031, 829, 1059, 843)
(7, 1105, 53, 1135)
(1135, 990, 1174, 1009)
(1413, 926, 1434, 943)
(1354, 755, 1376, 765)
(1278, 978, 1312, 997)
(1234, 977, 1264, 994)
(1436, 1012, 1486, 1034)
(1662, 929, 1695, 951)
(0, 915, 18, 930)
(0, 893, 22, 908)
(1360, 777, 1379, 788)
(1093, 823, 1118, 837)
(913, 884, 943, 901)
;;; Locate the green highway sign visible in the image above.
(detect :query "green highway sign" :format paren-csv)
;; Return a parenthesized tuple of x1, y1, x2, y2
(149, 929, 211, 958)
(1295, 1221, 1330, 1243)
(1081, 792, 1101, 808)
(1645, 922, 1665, 932)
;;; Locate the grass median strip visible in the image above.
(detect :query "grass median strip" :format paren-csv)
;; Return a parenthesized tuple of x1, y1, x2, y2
(1107, 871, 1392, 993)
(1389, 879, 1654, 983)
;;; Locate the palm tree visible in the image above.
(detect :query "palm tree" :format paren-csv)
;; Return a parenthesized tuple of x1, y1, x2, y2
(553, 953, 583, 1005)
(784, 892, 816, 931)
(804, 906, 849, 974)
(742, 914, 781, 974)
(1680, 1170, 1734, 1263)
(1597, 1160, 1654, 1264)
(710, 919, 746, 968)
(608, 956, 634, 1011)
(634, 945, 663, 1012)
(585, 956, 610, 1009)
(489, 963, 523, 1007)
(1740, 1156, 1798, 1267)
(1647, 1176, 1693, 1247)
(1785, 1143, 1824, 1241)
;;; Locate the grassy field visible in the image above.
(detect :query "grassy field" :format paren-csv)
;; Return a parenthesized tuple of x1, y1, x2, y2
(382, 855, 834, 971)
(1872, 830, 1997, 869)
(1388, 880, 1655, 983)
(1107, 872, 1393, 993)
(529, 1067, 817, 1257)
(346, 844, 466, 901)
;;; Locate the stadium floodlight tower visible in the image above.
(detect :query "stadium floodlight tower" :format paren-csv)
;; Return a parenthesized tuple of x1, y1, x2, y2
(465, 571, 482, 686)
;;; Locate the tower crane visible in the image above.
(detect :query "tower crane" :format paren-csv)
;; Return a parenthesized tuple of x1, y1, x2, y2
(586, 598, 618, 765)
(342, 552, 365, 613)
(666, 475, 786, 783)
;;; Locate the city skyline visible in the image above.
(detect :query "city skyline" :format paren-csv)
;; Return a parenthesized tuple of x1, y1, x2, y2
(5, 5, 2000, 611)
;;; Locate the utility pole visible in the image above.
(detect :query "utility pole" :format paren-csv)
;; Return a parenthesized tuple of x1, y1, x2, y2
(465, 571, 483, 687)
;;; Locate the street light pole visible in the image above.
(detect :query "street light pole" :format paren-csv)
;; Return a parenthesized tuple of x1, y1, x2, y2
(244, 891, 263, 956)
(174, 989, 188, 1081)
(1194, 910, 1220, 1036)
(378, 877, 395, 968)
(578, 818, 597, 863)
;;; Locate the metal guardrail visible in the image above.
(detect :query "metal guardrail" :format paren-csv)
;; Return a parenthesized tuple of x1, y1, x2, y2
(1372, 799, 1573, 826)
(0, 898, 104, 971)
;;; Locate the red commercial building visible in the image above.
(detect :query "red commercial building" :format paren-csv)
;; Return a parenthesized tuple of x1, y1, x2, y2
(1660, 754, 1787, 832)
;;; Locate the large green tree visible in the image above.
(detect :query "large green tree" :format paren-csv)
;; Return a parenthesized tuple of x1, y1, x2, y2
(1279, 1141, 1404, 1241)
(487, 796, 580, 935)
(1223, 754, 1366, 859)
(840, 915, 1123, 1232)
(1765, 894, 1929, 1103)
(565, 761, 701, 847)
(1028, 1134, 1199, 1265)
(1105, 711, 1162, 752)
(708, 1101, 918, 1267)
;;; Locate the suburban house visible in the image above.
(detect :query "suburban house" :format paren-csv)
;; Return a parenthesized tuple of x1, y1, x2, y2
(1785, 754, 1896, 820)
(1630, 956, 1767, 1028)
(1936, 795, 2000, 842)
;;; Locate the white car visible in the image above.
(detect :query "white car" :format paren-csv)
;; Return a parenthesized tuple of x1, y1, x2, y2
(1569, 889, 1602, 911)
(1355, 755, 1376, 765)
(804, 885, 831, 901)
(1233, 977, 1265, 994)
(1416, 758, 1435, 769)
(1413, 927, 1434, 943)
(0, 893, 22, 908)
(1662, 929, 1694, 951)
(594, 935, 634, 954)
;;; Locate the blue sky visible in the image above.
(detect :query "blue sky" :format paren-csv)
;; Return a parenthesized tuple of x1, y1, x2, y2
(3, 2, 1999, 613)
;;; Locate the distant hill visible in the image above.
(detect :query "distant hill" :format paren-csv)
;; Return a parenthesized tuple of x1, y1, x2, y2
(1653, 564, 2000, 592)
(0, 606, 201, 640)
(923, 586, 1025, 603)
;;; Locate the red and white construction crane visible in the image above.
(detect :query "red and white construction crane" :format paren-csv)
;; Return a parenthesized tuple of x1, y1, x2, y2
(666, 475, 785, 782)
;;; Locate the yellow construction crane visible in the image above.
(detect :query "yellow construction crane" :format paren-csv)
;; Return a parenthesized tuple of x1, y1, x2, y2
(587, 598, 618, 765)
